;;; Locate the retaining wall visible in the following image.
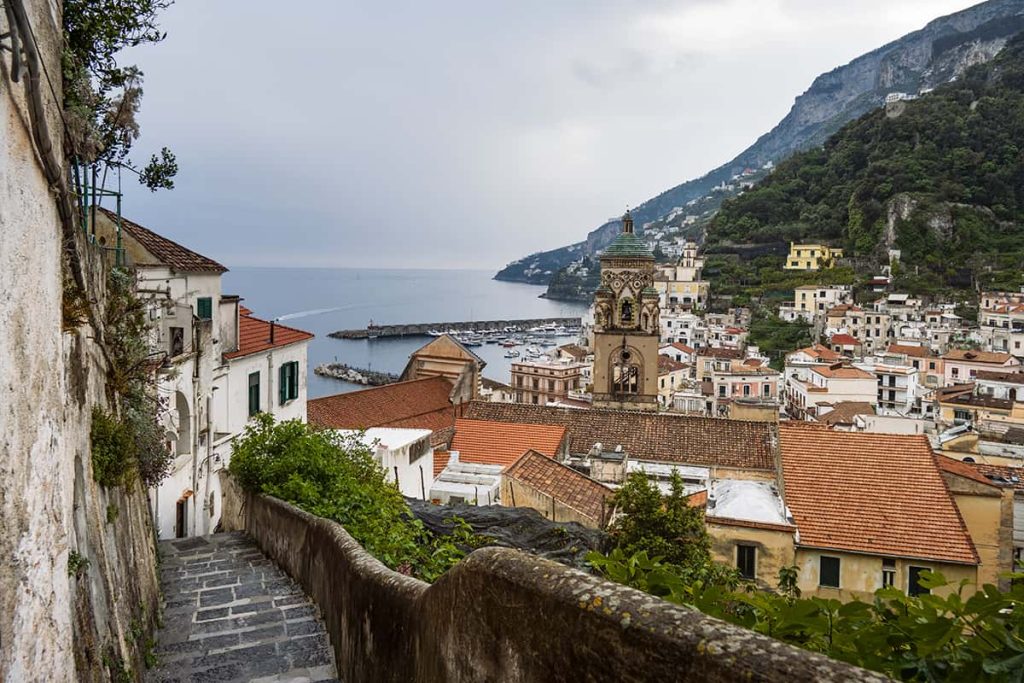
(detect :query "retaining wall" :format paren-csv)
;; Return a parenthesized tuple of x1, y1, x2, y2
(221, 479, 884, 682)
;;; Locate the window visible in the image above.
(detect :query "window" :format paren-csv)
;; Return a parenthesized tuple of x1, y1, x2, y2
(531, 395, 539, 405)
(736, 545, 756, 579)
(248, 372, 261, 417)
(279, 361, 299, 404)
(170, 326, 185, 356)
(952, 367, 960, 378)
(516, 376, 523, 387)
(718, 385, 726, 398)
(819, 556, 840, 588)
(908, 566, 930, 596)
(196, 296, 213, 321)
(548, 379, 555, 392)
(743, 384, 751, 396)
(882, 558, 896, 587)
(762, 383, 771, 397)
(954, 409, 971, 423)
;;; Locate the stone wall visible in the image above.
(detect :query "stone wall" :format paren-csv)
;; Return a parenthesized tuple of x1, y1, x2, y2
(0, 1, 160, 679)
(222, 484, 884, 682)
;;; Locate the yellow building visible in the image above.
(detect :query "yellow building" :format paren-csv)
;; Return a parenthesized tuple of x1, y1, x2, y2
(777, 424, 981, 600)
(784, 243, 844, 270)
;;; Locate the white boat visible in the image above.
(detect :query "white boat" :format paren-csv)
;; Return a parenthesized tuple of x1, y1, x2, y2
(504, 349, 520, 358)
(427, 329, 444, 336)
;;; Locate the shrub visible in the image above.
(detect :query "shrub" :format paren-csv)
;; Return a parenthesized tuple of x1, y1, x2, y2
(91, 408, 137, 487)
(230, 414, 477, 581)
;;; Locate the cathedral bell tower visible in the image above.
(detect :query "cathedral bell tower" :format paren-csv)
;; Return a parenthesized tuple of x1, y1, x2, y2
(591, 210, 660, 411)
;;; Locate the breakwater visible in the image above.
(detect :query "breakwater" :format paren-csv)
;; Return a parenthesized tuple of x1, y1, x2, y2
(314, 363, 399, 386)
(329, 317, 582, 340)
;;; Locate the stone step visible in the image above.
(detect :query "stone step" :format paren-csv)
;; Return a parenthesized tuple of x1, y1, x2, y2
(146, 532, 338, 683)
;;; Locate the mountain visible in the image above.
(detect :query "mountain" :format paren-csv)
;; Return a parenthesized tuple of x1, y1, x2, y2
(707, 31, 1024, 297)
(494, 0, 1024, 288)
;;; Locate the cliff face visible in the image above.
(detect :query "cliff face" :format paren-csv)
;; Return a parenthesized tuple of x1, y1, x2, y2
(495, 0, 1024, 285)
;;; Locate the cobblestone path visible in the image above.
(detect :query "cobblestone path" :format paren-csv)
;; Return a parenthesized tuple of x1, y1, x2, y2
(147, 532, 338, 682)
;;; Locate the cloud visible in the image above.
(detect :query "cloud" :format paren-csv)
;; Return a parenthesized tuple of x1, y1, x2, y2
(118, 0, 982, 270)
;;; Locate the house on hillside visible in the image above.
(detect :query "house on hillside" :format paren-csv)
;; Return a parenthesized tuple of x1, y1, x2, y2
(783, 243, 843, 270)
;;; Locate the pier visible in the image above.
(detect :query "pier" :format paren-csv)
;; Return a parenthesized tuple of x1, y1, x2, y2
(328, 317, 583, 340)
(314, 363, 399, 386)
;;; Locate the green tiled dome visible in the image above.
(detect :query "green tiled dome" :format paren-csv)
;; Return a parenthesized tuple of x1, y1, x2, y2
(601, 232, 654, 260)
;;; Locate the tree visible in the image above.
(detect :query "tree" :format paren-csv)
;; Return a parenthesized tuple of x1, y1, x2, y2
(608, 471, 711, 570)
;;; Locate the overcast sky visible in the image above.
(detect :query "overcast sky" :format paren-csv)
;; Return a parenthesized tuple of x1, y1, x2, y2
(121, 0, 980, 270)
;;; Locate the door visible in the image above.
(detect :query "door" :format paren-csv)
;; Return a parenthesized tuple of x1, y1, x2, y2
(175, 499, 188, 538)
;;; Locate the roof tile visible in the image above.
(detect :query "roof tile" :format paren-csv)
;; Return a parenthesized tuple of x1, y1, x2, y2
(504, 450, 614, 522)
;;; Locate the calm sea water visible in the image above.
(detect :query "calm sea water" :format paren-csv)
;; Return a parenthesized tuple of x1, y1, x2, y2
(221, 267, 589, 399)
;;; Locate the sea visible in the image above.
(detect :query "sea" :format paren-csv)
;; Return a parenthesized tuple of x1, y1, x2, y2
(221, 267, 590, 399)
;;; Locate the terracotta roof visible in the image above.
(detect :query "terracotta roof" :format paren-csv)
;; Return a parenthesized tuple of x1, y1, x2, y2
(687, 490, 708, 508)
(224, 312, 313, 360)
(972, 463, 1024, 490)
(826, 304, 862, 315)
(790, 344, 842, 362)
(888, 344, 934, 359)
(464, 401, 776, 470)
(698, 347, 743, 359)
(480, 376, 511, 391)
(816, 401, 874, 426)
(830, 334, 860, 346)
(557, 344, 589, 361)
(975, 370, 1024, 385)
(100, 208, 227, 273)
(443, 419, 567, 477)
(936, 456, 1001, 488)
(779, 424, 978, 565)
(658, 356, 688, 375)
(942, 349, 1017, 364)
(811, 364, 874, 380)
(669, 342, 695, 354)
(503, 450, 614, 522)
(308, 377, 455, 432)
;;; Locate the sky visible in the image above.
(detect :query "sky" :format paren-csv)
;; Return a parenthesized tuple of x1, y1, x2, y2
(120, 0, 981, 270)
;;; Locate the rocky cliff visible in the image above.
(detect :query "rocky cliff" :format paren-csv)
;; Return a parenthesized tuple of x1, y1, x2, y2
(495, 0, 1024, 286)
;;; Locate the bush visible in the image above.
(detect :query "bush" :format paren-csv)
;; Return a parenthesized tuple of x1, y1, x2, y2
(91, 408, 137, 487)
(229, 414, 478, 581)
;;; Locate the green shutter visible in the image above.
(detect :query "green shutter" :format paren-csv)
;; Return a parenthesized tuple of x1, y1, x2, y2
(197, 297, 212, 320)
(248, 372, 260, 416)
(279, 364, 288, 405)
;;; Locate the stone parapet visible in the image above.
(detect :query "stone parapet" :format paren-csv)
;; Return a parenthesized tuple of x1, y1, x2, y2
(222, 480, 885, 682)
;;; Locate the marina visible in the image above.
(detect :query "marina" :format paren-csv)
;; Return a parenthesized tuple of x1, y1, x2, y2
(329, 317, 583, 340)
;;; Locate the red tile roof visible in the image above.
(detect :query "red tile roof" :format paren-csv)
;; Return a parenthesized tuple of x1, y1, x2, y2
(829, 334, 860, 346)
(224, 312, 314, 360)
(791, 344, 842, 362)
(309, 377, 455, 433)
(464, 401, 776, 470)
(942, 349, 1018, 364)
(779, 424, 978, 565)
(936, 456, 1001, 488)
(503, 450, 613, 523)
(887, 344, 934, 359)
(811, 364, 874, 380)
(975, 370, 1024, 385)
(100, 208, 227, 273)
(658, 356, 688, 375)
(669, 342, 695, 354)
(972, 463, 1024, 489)
(443, 419, 566, 477)
(815, 401, 874, 426)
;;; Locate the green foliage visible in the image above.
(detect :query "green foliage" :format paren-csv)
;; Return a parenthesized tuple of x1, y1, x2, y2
(105, 268, 172, 487)
(607, 471, 726, 577)
(229, 414, 481, 582)
(91, 408, 137, 487)
(106, 503, 120, 525)
(68, 550, 91, 578)
(708, 34, 1024, 295)
(747, 312, 813, 369)
(590, 550, 1024, 681)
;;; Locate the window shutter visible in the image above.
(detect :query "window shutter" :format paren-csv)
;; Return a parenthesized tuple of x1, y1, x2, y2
(290, 361, 299, 400)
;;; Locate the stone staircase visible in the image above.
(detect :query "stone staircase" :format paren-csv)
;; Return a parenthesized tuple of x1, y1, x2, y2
(147, 532, 338, 682)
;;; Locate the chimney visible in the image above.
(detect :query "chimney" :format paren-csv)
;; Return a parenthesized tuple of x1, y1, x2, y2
(448, 450, 460, 466)
(269, 320, 276, 344)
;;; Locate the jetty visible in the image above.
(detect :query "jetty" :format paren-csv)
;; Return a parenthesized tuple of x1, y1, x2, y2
(314, 363, 399, 386)
(328, 317, 583, 340)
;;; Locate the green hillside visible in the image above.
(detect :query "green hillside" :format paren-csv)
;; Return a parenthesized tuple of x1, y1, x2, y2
(708, 33, 1024, 297)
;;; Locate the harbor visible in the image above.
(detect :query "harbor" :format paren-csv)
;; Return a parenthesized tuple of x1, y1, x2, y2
(329, 317, 582, 340)
(314, 363, 400, 386)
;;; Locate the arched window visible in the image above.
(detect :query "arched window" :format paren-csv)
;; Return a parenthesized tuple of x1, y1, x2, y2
(611, 347, 641, 395)
(641, 311, 649, 330)
(620, 299, 634, 325)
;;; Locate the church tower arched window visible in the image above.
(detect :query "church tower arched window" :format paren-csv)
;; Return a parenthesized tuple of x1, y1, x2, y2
(611, 346, 641, 395)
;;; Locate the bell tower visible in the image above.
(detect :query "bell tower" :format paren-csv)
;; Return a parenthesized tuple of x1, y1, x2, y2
(591, 210, 660, 411)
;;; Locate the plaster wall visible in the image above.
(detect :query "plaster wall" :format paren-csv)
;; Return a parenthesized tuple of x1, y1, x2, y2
(708, 523, 796, 590)
(1, 4, 159, 678)
(501, 476, 606, 528)
(795, 548, 977, 600)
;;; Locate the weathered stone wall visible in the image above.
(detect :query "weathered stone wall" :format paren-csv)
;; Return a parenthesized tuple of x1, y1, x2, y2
(222, 484, 885, 682)
(0, 1, 160, 679)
